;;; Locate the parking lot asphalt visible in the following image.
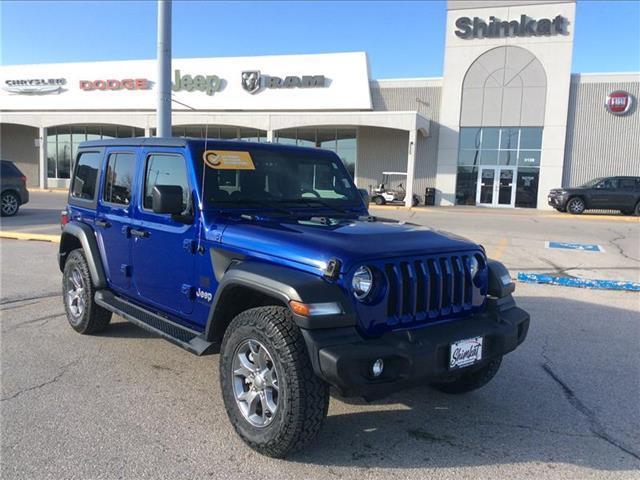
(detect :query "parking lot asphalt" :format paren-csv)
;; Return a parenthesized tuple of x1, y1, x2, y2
(1, 209, 640, 478)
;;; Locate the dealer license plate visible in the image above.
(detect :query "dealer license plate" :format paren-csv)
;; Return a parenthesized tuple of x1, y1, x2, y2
(449, 336, 483, 369)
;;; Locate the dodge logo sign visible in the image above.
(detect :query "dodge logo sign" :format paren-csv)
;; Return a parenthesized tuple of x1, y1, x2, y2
(605, 91, 633, 115)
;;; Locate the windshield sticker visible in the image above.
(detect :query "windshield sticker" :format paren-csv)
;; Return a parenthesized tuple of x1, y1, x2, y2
(203, 150, 255, 170)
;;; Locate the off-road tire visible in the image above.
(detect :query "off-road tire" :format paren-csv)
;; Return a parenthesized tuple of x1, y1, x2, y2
(220, 306, 330, 458)
(567, 197, 586, 215)
(430, 356, 502, 394)
(1, 191, 19, 217)
(62, 249, 112, 334)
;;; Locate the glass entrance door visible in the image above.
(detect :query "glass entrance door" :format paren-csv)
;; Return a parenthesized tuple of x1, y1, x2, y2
(476, 167, 516, 207)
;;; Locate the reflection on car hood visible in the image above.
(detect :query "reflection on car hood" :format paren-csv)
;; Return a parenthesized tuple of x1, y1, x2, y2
(207, 215, 481, 273)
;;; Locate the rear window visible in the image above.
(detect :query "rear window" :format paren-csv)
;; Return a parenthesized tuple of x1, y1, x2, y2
(1, 161, 22, 177)
(71, 152, 101, 200)
(619, 178, 640, 190)
(103, 152, 136, 206)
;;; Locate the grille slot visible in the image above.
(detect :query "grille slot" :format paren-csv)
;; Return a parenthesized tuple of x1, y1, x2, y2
(384, 254, 475, 326)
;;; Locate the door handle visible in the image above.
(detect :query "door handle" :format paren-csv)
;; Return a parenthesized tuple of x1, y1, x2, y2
(95, 219, 111, 228)
(130, 228, 149, 238)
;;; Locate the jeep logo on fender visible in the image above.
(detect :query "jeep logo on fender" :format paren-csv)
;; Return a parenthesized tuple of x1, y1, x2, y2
(605, 91, 633, 116)
(241, 70, 326, 94)
(455, 14, 566, 39)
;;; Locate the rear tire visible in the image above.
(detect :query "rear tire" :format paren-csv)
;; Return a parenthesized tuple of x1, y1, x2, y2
(567, 197, 585, 215)
(1, 191, 19, 217)
(430, 356, 502, 394)
(220, 306, 330, 458)
(62, 249, 112, 334)
(634, 201, 640, 216)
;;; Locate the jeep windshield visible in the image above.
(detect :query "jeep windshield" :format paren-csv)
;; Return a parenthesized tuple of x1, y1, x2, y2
(195, 146, 362, 212)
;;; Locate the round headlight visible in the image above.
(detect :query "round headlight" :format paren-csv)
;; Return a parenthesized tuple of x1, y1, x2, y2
(352, 266, 373, 300)
(469, 256, 479, 278)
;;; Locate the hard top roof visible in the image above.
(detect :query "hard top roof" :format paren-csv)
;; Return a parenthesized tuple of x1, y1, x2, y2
(77, 137, 335, 155)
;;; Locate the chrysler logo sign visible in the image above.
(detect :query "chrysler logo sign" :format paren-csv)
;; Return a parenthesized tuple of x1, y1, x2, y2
(455, 15, 566, 39)
(3, 78, 66, 94)
(605, 91, 633, 115)
(241, 70, 326, 94)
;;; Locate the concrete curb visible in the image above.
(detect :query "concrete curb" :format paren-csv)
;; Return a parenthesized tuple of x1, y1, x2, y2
(517, 272, 640, 292)
(0, 231, 60, 243)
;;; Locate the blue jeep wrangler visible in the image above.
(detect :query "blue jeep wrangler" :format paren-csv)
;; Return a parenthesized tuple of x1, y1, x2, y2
(59, 138, 529, 457)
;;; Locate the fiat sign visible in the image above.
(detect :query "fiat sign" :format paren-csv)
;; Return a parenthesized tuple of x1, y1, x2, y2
(605, 91, 633, 115)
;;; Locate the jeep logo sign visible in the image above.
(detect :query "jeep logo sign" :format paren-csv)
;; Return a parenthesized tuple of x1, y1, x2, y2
(455, 15, 566, 39)
(605, 91, 633, 116)
(241, 70, 326, 94)
(172, 69, 222, 96)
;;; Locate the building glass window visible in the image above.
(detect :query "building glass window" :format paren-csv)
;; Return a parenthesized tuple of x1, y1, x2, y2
(46, 125, 142, 180)
(275, 127, 357, 178)
(455, 166, 478, 206)
(456, 127, 542, 207)
(515, 168, 540, 208)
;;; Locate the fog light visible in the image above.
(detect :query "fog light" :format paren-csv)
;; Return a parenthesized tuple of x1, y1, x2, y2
(371, 358, 384, 378)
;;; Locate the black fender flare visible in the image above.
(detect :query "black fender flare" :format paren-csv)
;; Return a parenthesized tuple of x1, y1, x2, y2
(59, 222, 107, 289)
(487, 259, 515, 298)
(205, 261, 357, 341)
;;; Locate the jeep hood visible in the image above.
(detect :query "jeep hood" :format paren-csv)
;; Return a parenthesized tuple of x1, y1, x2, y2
(209, 216, 480, 274)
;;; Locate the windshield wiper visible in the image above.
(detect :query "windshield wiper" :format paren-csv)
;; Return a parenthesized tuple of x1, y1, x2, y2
(277, 198, 349, 215)
(213, 200, 293, 216)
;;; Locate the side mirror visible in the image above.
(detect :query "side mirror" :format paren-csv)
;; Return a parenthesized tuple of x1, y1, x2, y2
(358, 188, 370, 207)
(152, 185, 184, 215)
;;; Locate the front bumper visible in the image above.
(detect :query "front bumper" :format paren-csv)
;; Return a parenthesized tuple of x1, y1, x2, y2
(301, 296, 529, 399)
(547, 193, 568, 209)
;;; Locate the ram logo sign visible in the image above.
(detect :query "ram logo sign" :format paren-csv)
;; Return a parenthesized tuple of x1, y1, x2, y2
(241, 71, 326, 94)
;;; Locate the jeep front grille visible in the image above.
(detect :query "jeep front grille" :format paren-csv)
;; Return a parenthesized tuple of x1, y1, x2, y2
(383, 255, 474, 324)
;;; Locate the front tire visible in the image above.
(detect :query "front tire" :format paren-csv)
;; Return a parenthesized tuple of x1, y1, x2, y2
(62, 249, 112, 334)
(373, 196, 385, 205)
(220, 306, 329, 458)
(1, 191, 19, 217)
(430, 356, 502, 394)
(567, 197, 586, 215)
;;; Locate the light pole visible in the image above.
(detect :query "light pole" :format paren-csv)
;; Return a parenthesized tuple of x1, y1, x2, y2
(156, 0, 172, 137)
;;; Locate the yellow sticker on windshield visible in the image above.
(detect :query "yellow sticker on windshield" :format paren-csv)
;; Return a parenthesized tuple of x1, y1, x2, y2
(203, 150, 255, 170)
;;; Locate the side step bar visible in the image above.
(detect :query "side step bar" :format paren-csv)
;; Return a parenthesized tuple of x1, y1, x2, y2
(95, 290, 217, 356)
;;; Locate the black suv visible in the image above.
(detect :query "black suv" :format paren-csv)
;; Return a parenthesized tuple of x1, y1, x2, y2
(1, 160, 29, 217)
(548, 176, 640, 215)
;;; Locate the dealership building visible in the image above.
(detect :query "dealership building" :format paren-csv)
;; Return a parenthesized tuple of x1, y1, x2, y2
(1, 0, 638, 208)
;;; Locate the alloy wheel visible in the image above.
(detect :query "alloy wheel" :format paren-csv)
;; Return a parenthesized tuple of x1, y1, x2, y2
(568, 198, 585, 214)
(232, 339, 280, 428)
(66, 267, 86, 321)
(1, 193, 18, 216)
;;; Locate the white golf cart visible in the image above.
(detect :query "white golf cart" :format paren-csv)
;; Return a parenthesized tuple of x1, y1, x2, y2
(370, 171, 419, 206)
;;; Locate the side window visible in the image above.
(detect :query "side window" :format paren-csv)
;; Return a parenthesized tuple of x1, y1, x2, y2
(599, 178, 619, 189)
(619, 178, 636, 190)
(103, 152, 136, 206)
(71, 152, 101, 200)
(143, 154, 189, 211)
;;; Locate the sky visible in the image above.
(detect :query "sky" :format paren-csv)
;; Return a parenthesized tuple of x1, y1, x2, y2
(1, 0, 639, 77)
